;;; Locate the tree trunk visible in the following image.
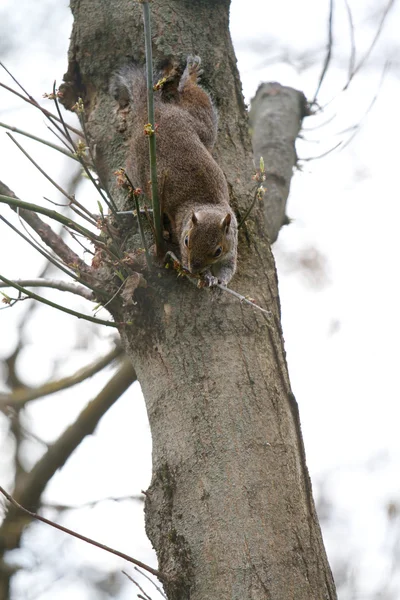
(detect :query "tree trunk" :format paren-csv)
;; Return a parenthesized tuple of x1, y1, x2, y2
(63, 1, 337, 599)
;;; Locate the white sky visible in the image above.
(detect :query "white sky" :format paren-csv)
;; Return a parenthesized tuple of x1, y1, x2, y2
(1, 0, 400, 598)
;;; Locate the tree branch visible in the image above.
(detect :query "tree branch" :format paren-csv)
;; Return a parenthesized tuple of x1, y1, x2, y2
(0, 344, 124, 407)
(312, 0, 334, 104)
(0, 278, 94, 300)
(249, 82, 308, 243)
(142, 1, 163, 253)
(0, 181, 103, 292)
(0, 80, 83, 137)
(0, 194, 100, 242)
(0, 357, 140, 585)
(0, 274, 119, 327)
(0, 121, 79, 161)
(0, 484, 164, 581)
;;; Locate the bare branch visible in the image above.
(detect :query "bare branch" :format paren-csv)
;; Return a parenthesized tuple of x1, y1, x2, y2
(0, 182, 87, 270)
(0, 193, 100, 242)
(344, 0, 356, 82)
(0, 121, 78, 161)
(0, 274, 118, 327)
(348, 0, 395, 83)
(134, 567, 167, 599)
(0, 483, 164, 581)
(56, 94, 119, 216)
(142, 1, 163, 253)
(299, 141, 342, 162)
(0, 358, 144, 584)
(41, 494, 143, 512)
(0, 278, 94, 300)
(0, 344, 123, 407)
(123, 172, 151, 268)
(76, 108, 118, 212)
(312, 0, 334, 104)
(5, 133, 98, 227)
(0, 213, 101, 295)
(122, 570, 153, 600)
(0, 80, 83, 138)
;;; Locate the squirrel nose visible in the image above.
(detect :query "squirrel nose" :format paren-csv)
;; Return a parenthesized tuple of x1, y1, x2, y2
(190, 259, 202, 272)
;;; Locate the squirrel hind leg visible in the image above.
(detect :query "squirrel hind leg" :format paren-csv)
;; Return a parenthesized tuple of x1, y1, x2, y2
(177, 55, 218, 151)
(178, 55, 203, 91)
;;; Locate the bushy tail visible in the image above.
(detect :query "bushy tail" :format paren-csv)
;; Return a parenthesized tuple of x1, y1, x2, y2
(109, 64, 147, 109)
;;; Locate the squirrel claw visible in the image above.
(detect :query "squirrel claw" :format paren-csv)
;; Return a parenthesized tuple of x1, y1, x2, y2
(201, 272, 218, 287)
(185, 55, 203, 83)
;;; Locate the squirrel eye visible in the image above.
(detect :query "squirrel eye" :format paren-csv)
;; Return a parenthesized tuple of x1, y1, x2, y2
(214, 246, 222, 258)
(184, 235, 189, 247)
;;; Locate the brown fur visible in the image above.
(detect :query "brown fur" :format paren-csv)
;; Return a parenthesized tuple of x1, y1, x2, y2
(111, 56, 238, 286)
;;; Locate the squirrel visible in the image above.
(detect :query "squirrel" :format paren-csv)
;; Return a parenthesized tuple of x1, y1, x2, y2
(111, 55, 238, 287)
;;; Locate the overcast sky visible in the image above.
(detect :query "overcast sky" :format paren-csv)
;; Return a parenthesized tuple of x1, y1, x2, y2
(1, 1, 399, 598)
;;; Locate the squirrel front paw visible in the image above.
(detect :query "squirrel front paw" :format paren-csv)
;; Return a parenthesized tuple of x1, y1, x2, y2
(200, 271, 218, 287)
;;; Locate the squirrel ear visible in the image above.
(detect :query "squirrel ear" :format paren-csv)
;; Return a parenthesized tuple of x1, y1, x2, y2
(191, 212, 198, 225)
(221, 212, 231, 232)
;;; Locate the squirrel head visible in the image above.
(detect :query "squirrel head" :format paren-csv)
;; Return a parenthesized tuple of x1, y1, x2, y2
(180, 210, 234, 275)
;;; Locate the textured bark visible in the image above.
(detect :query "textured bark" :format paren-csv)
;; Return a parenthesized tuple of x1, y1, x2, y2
(249, 83, 308, 243)
(63, 1, 337, 599)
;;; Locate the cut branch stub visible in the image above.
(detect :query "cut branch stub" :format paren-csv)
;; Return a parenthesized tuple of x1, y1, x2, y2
(249, 82, 308, 243)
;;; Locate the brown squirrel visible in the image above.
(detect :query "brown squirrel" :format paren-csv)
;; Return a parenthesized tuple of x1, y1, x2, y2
(111, 55, 237, 287)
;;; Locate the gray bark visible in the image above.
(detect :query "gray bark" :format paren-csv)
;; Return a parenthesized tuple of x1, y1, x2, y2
(63, 1, 336, 599)
(249, 82, 308, 243)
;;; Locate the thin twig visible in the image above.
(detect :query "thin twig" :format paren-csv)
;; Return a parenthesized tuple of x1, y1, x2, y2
(0, 194, 101, 243)
(301, 113, 336, 131)
(0, 485, 164, 580)
(349, 0, 395, 82)
(117, 209, 154, 215)
(124, 172, 152, 268)
(238, 184, 262, 228)
(0, 345, 123, 407)
(134, 567, 167, 599)
(77, 109, 118, 212)
(67, 203, 99, 227)
(142, 1, 163, 252)
(65, 228, 96, 255)
(46, 123, 76, 153)
(0, 122, 78, 161)
(52, 81, 77, 148)
(166, 252, 271, 315)
(66, 98, 119, 217)
(0, 79, 83, 137)
(312, 0, 334, 104)
(0, 275, 119, 328)
(344, 0, 356, 83)
(41, 495, 142, 512)
(6, 132, 78, 203)
(0, 181, 102, 291)
(321, 0, 395, 110)
(299, 140, 342, 162)
(215, 282, 271, 314)
(0, 214, 81, 283)
(134, 194, 152, 268)
(338, 61, 389, 151)
(97, 279, 126, 315)
(0, 278, 94, 300)
(5, 131, 98, 226)
(122, 571, 152, 600)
